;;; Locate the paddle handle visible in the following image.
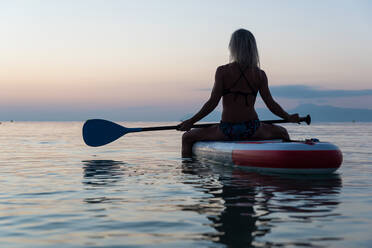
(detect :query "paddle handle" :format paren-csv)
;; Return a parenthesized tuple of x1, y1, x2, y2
(140, 115, 311, 132)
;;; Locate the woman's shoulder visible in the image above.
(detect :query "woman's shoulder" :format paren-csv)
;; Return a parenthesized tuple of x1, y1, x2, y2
(257, 68, 267, 79)
(217, 63, 230, 70)
(216, 63, 235, 73)
(255, 67, 265, 75)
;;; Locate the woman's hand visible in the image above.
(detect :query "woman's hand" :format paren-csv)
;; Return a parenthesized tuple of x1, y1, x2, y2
(287, 113, 300, 123)
(177, 119, 194, 131)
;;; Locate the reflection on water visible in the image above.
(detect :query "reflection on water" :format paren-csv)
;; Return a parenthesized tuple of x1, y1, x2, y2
(79, 149, 343, 246)
(82, 159, 125, 186)
(1, 122, 369, 247)
(181, 160, 342, 247)
(80, 159, 342, 247)
(82, 160, 125, 204)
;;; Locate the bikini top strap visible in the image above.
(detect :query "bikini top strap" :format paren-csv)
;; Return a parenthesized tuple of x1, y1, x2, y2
(229, 67, 246, 89)
(223, 66, 244, 95)
(236, 65, 258, 96)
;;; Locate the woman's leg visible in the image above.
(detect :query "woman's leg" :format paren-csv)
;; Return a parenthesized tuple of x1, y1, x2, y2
(182, 124, 228, 158)
(251, 123, 290, 140)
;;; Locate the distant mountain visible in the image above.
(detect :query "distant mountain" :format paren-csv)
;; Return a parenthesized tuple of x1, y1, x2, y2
(291, 104, 372, 122)
(182, 104, 372, 122)
(2, 103, 371, 122)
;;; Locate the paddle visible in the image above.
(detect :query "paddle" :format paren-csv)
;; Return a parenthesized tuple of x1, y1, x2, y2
(82, 115, 311, 147)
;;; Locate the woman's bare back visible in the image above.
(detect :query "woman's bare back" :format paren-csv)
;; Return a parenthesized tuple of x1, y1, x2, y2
(219, 62, 264, 122)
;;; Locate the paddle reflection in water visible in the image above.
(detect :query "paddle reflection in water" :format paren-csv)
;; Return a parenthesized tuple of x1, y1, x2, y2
(180, 160, 342, 247)
(82, 160, 125, 186)
(82, 159, 126, 204)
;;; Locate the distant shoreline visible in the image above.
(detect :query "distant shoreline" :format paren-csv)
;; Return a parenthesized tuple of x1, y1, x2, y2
(1, 104, 372, 122)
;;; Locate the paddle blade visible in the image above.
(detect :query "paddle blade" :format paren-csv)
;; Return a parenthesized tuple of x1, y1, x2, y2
(83, 119, 127, 147)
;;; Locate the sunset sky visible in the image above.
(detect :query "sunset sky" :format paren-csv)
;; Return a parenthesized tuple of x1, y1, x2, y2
(1, 0, 371, 120)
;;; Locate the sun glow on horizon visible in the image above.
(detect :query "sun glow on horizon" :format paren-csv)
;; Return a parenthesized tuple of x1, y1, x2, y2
(1, 0, 371, 120)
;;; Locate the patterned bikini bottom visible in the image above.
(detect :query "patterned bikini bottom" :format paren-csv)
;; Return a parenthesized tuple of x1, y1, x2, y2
(219, 119, 261, 140)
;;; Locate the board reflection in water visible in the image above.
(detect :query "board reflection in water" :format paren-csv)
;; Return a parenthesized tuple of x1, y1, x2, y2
(181, 160, 342, 247)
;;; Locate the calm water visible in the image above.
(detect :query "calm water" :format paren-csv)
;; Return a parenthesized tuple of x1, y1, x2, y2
(0, 121, 371, 247)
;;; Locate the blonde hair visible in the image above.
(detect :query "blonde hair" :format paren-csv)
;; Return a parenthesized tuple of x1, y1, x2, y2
(229, 29, 260, 68)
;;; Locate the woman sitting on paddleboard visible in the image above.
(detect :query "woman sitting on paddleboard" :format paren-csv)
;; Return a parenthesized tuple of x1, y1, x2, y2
(178, 29, 300, 158)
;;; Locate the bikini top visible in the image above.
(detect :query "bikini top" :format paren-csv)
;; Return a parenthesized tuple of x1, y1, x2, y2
(222, 64, 258, 105)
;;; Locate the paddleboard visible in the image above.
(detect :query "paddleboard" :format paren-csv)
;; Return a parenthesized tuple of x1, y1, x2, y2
(193, 139, 342, 174)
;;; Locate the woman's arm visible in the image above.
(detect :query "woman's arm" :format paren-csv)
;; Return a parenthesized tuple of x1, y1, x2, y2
(178, 67, 224, 131)
(258, 70, 299, 121)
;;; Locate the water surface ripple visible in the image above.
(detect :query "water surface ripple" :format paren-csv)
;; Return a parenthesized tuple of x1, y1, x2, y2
(0, 122, 371, 247)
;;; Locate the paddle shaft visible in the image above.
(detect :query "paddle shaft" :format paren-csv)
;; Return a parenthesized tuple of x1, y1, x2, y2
(140, 115, 311, 132)
(82, 115, 311, 147)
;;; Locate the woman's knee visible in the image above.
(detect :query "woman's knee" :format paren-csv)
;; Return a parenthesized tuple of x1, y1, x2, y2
(252, 124, 289, 140)
(182, 130, 195, 143)
(276, 125, 289, 139)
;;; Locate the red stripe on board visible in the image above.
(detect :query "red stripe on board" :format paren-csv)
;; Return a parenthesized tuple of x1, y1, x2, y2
(232, 150, 343, 169)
